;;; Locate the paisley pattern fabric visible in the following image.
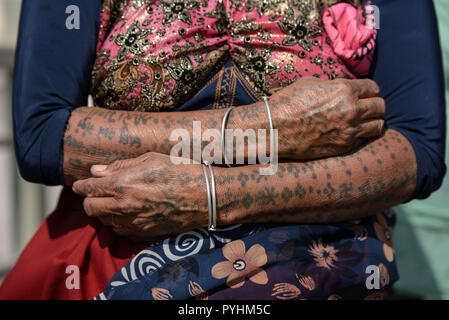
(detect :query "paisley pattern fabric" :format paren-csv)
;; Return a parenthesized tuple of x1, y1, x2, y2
(92, 0, 388, 300)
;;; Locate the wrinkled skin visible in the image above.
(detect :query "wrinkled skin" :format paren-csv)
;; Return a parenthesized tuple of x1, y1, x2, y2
(70, 77, 416, 241)
(64, 77, 385, 183)
(268, 77, 385, 160)
(73, 152, 208, 241)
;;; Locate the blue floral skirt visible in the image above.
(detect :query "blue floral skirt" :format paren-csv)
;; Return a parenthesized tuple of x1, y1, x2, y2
(94, 210, 397, 300)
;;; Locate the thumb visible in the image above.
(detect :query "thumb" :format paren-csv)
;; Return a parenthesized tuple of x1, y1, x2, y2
(90, 159, 133, 177)
(90, 164, 109, 177)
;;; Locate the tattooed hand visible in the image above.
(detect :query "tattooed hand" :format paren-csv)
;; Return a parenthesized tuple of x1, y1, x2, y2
(72, 152, 209, 241)
(267, 77, 385, 160)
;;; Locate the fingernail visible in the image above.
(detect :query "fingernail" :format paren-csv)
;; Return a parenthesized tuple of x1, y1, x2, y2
(92, 165, 107, 172)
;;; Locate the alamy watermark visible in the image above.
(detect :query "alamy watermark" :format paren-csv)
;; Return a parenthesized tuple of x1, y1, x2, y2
(169, 121, 279, 175)
(365, 4, 380, 30)
(64, 3, 380, 31)
(65, 5, 80, 30)
(365, 264, 389, 290)
(65, 265, 80, 290)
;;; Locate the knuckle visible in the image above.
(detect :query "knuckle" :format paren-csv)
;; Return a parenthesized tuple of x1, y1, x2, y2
(113, 184, 126, 198)
(109, 198, 120, 212)
(346, 101, 359, 118)
(340, 84, 354, 98)
(110, 175, 122, 191)
(377, 98, 386, 113)
(363, 79, 380, 96)
(110, 160, 124, 171)
(345, 127, 358, 140)
(370, 80, 381, 95)
(115, 199, 126, 211)
(337, 130, 353, 145)
(86, 181, 95, 196)
(112, 174, 129, 192)
(339, 79, 353, 90)
(335, 97, 352, 113)
(120, 201, 135, 214)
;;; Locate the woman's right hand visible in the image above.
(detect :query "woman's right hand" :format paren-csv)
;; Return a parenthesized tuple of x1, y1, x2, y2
(267, 76, 385, 160)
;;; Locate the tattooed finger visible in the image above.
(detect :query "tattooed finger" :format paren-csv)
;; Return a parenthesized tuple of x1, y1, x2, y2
(347, 79, 380, 99)
(83, 197, 122, 217)
(73, 176, 115, 197)
(356, 119, 385, 139)
(357, 97, 386, 121)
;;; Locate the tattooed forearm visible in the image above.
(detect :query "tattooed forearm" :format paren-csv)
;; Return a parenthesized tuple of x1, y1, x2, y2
(214, 129, 417, 224)
(63, 103, 268, 185)
(73, 128, 416, 239)
(64, 78, 386, 186)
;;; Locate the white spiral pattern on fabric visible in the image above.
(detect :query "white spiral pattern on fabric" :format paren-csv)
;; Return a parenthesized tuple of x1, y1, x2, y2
(162, 231, 208, 261)
(129, 249, 165, 280)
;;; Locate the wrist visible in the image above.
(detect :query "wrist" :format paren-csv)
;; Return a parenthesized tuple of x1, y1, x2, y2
(228, 101, 267, 133)
(213, 166, 246, 226)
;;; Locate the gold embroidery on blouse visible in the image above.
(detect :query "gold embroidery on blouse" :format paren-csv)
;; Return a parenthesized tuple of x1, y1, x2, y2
(91, 0, 359, 112)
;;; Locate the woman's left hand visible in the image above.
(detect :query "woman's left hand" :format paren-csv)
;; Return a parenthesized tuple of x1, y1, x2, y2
(72, 152, 208, 241)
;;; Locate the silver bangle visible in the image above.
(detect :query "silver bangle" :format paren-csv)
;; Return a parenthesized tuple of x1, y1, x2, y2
(202, 161, 217, 231)
(201, 162, 213, 230)
(261, 96, 275, 161)
(261, 96, 274, 133)
(221, 107, 234, 167)
(206, 162, 217, 231)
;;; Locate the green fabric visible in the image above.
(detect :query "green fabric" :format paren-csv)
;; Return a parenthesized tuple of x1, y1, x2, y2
(393, 0, 449, 300)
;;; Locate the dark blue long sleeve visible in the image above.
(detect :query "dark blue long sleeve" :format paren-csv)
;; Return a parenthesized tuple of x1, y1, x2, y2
(13, 0, 101, 185)
(13, 0, 446, 201)
(370, 0, 447, 199)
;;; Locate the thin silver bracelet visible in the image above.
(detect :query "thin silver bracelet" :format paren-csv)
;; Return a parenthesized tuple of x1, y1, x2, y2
(221, 106, 234, 167)
(261, 96, 274, 134)
(206, 162, 217, 231)
(201, 162, 213, 230)
(202, 161, 217, 231)
(261, 96, 275, 161)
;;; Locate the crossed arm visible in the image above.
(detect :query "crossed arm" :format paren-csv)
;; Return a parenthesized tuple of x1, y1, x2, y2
(68, 77, 417, 240)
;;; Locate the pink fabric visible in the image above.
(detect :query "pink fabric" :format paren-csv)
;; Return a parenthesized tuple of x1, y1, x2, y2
(323, 3, 377, 77)
(92, 1, 378, 111)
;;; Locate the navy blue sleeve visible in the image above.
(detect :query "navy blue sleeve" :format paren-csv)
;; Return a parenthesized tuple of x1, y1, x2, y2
(370, 0, 447, 199)
(14, 0, 446, 196)
(13, 0, 101, 185)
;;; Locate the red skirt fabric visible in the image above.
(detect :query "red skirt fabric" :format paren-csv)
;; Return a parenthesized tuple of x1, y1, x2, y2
(0, 188, 150, 300)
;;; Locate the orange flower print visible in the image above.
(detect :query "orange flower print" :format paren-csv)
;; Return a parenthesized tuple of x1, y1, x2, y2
(296, 274, 316, 291)
(296, 238, 363, 294)
(151, 288, 173, 300)
(308, 239, 339, 269)
(373, 213, 394, 262)
(327, 294, 342, 300)
(211, 240, 268, 288)
(188, 280, 208, 300)
(271, 283, 301, 300)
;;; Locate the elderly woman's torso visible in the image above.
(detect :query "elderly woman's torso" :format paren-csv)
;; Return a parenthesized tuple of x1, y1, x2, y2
(91, 0, 361, 112)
